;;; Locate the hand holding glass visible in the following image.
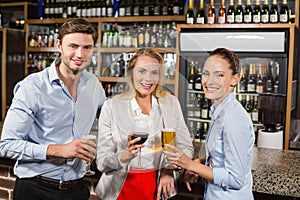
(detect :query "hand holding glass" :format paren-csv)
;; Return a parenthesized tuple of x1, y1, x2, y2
(132, 117, 149, 168)
(81, 134, 97, 176)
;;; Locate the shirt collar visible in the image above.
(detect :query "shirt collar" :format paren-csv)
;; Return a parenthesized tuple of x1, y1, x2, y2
(48, 58, 61, 83)
(130, 95, 158, 116)
(211, 92, 235, 120)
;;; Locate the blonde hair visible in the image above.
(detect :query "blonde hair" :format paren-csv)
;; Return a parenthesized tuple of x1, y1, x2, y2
(119, 48, 169, 99)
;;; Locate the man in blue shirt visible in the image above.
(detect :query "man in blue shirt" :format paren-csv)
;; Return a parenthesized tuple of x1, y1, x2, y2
(0, 19, 106, 200)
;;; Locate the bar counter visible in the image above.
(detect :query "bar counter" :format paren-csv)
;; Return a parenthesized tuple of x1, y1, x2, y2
(0, 121, 300, 199)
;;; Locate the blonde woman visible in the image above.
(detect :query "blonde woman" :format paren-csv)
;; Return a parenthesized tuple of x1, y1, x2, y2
(95, 48, 194, 200)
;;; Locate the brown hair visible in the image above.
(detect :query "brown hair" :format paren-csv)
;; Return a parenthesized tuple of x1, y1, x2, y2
(120, 48, 169, 99)
(209, 48, 240, 75)
(58, 19, 97, 46)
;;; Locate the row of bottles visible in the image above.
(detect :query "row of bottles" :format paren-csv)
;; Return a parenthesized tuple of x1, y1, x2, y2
(102, 82, 126, 98)
(237, 61, 280, 94)
(187, 57, 281, 95)
(187, 93, 212, 119)
(101, 52, 176, 79)
(189, 121, 208, 142)
(186, 0, 291, 24)
(42, 0, 185, 19)
(118, 0, 185, 16)
(187, 91, 261, 123)
(27, 53, 58, 74)
(28, 25, 59, 48)
(102, 22, 176, 48)
(43, 0, 116, 19)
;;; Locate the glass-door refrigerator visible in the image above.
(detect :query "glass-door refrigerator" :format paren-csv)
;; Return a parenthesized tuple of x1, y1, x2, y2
(177, 26, 295, 149)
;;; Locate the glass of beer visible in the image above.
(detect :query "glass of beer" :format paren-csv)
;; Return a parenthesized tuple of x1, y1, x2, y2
(81, 134, 97, 176)
(161, 128, 176, 152)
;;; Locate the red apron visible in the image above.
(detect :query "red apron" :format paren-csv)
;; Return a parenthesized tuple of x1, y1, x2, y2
(117, 168, 157, 200)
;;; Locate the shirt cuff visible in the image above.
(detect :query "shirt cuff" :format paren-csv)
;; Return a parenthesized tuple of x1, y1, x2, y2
(213, 167, 229, 190)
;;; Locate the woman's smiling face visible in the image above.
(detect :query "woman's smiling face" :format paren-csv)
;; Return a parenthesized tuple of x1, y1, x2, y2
(132, 55, 161, 98)
(201, 55, 238, 106)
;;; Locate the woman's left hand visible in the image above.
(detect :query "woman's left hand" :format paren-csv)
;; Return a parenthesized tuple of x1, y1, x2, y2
(163, 144, 193, 171)
(156, 168, 175, 200)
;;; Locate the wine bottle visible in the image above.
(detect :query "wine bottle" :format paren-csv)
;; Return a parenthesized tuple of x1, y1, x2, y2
(154, 0, 162, 16)
(279, 0, 289, 23)
(266, 61, 274, 93)
(207, 0, 216, 24)
(273, 62, 280, 94)
(119, 0, 126, 17)
(247, 64, 257, 93)
(253, 0, 261, 23)
(133, 0, 140, 16)
(200, 95, 209, 119)
(218, 0, 226, 24)
(196, 0, 205, 24)
(261, 0, 270, 23)
(244, 0, 253, 23)
(252, 96, 259, 122)
(269, 0, 279, 23)
(193, 61, 202, 91)
(238, 65, 247, 93)
(188, 60, 196, 90)
(185, 0, 194, 24)
(173, 0, 180, 15)
(235, 0, 243, 23)
(162, 0, 169, 16)
(256, 64, 265, 94)
(227, 0, 235, 24)
(194, 122, 202, 143)
(143, 0, 150, 16)
(168, 0, 174, 15)
(125, 0, 132, 16)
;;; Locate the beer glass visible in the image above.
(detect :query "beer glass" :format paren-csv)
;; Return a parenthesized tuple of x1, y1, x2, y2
(81, 134, 97, 176)
(161, 128, 176, 151)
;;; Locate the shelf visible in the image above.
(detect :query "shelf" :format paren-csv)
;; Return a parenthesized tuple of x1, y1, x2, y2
(177, 23, 295, 30)
(0, 2, 37, 7)
(26, 16, 185, 24)
(99, 76, 175, 85)
(99, 48, 176, 53)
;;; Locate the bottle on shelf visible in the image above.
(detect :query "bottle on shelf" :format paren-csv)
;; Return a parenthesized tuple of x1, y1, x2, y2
(218, 0, 226, 24)
(253, 0, 261, 23)
(173, 0, 180, 15)
(143, 0, 150, 16)
(188, 60, 196, 90)
(279, 0, 289, 23)
(200, 94, 209, 119)
(261, 0, 270, 23)
(194, 94, 201, 118)
(154, 0, 162, 16)
(196, 0, 206, 24)
(273, 62, 280, 94)
(226, 0, 235, 24)
(185, 0, 194, 24)
(266, 61, 275, 93)
(125, 0, 132, 16)
(269, 0, 279, 23)
(162, 0, 169, 16)
(244, 0, 253, 23)
(252, 96, 259, 123)
(235, 0, 243, 23)
(193, 61, 202, 91)
(246, 95, 254, 117)
(247, 64, 257, 93)
(200, 122, 207, 143)
(194, 121, 202, 143)
(256, 64, 266, 94)
(238, 65, 247, 93)
(119, 0, 126, 17)
(207, 0, 216, 24)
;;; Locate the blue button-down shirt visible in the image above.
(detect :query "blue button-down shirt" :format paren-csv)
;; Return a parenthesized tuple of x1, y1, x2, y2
(0, 59, 106, 181)
(204, 93, 255, 200)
